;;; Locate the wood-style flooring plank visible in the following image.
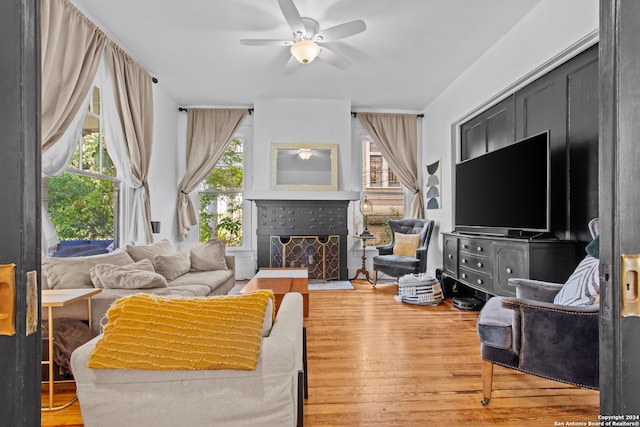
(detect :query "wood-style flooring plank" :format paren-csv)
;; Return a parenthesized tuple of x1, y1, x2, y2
(303, 281, 599, 427)
(41, 280, 599, 426)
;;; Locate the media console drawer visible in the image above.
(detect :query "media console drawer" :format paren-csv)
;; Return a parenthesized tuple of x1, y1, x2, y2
(442, 233, 576, 297)
(459, 268, 492, 292)
(458, 238, 491, 255)
(458, 252, 492, 275)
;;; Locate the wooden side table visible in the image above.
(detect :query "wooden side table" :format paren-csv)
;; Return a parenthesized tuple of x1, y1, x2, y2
(41, 288, 101, 411)
(241, 268, 309, 317)
(350, 234, 376, 283)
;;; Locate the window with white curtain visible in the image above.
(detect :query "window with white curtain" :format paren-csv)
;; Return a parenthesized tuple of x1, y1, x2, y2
(46, 85, 121, 255)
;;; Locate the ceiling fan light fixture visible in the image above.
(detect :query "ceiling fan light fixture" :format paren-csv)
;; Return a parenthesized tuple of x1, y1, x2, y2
(290, 40, 320, 64)
(298, 148, 313, 159)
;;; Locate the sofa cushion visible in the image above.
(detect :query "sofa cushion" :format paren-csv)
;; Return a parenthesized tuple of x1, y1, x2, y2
(88, 290, 275, 371)
(168, 270, 234, 294)
(42, 250, 134, 289)
(154, 251, 191, 281)
(161, 284, 211, 298)
(90, 259, 168, 290)
(125, 240, 175, 263)
(553, 255, 600, 306)
(190, 240, 228, 271)
(90, 258, 156, 288)
(393, 233, 420, 257)
(476, 296, 513, 350)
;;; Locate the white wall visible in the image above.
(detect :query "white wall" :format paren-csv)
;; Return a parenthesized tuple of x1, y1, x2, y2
(421, 0, 599, 273)
(147, 84, 179, 244)
(251, 98, 353, 192)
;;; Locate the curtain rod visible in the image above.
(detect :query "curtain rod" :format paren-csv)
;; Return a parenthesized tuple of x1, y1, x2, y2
(351, 112, 424, 118)
(178, 107, 254, 115)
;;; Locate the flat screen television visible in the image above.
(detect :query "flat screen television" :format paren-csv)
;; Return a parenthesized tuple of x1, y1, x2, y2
(454, 130, 550, 237)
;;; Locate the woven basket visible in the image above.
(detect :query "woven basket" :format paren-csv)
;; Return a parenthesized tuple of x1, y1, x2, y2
(397, 273, 443, 306)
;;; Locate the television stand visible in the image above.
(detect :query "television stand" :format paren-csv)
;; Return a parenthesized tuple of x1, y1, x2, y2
(442, 232, 576, 297)
(506, 230, 557, 240)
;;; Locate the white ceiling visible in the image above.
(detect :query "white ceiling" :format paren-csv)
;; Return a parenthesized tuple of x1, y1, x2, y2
(70, 0, 543, 112)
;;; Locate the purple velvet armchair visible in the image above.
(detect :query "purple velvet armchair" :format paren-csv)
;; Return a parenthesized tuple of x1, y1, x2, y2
(476, 219, 600, 405)
(476, 278, 599, 405)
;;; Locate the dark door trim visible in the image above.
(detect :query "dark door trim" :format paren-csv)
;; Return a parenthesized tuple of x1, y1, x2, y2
(0, 0, 42, 424)
(599, 0, 640, 415)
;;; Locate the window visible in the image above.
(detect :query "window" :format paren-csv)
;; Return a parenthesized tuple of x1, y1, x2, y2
(198, 136, 244, 246)
(362, 138, 404, 245)
(365, 141, 401, 189)
(47, 86, 120, 254)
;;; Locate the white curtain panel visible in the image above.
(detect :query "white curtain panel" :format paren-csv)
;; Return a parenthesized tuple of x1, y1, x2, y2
(41, 91, 89, 177)
(40, 91, 91, 256)
(100, 52, 148, 245)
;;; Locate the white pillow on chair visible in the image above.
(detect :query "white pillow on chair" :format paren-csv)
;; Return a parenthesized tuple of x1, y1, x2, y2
(553, 255, 600, 306)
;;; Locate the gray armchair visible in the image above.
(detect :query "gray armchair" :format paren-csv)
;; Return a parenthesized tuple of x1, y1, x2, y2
(476, 218, 600, 405)
(477, 279, 599, 405)
(372, 219, 434, 286)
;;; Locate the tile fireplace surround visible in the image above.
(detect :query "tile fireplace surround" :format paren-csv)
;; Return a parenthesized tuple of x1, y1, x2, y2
(255, 200, 349, 280)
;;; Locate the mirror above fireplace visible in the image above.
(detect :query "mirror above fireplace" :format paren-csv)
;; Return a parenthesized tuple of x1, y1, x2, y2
(270, 142, 338, 191)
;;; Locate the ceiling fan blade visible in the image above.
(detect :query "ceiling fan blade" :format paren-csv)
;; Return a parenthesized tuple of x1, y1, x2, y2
(283, 55, 299, 75)
(318, 46, 351, 70)
(314, 20, 366, 42)
(278, 0, 305, 36)
(240, 39, 293, 47)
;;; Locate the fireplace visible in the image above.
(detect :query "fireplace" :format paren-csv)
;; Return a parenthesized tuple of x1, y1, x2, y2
(270, 235, 340, 280)
(255, 200, 349, 280)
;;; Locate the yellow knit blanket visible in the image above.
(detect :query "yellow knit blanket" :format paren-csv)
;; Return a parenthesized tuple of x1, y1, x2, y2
(88, 290, 275, 371)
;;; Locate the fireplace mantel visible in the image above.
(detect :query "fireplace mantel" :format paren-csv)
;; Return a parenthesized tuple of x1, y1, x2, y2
(245, 190, 360, 201)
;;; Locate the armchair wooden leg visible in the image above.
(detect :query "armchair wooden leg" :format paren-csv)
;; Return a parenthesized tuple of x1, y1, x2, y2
(481, 360, 493, 406)
(373, 270, 378, 287)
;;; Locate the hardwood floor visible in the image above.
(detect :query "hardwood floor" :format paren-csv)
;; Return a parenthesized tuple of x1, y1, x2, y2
(42, 280, 599, 426)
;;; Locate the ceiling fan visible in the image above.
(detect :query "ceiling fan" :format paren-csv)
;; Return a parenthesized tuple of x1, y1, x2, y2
(240, 0, 366, 73)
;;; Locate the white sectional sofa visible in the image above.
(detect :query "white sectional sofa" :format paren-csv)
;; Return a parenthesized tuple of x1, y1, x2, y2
(41, 239, 235, 334)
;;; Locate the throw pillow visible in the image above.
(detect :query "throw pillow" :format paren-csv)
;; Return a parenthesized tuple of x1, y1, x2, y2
(554, 255, 600, 306)
(89, 258, 156, 288)
(586, 235, 600, 259)
(125, 239, 175, 263)
(88, 290, 275, 371)
(190, 239, 228, 271)
(90, 260, 168, 290)
(393, 233, 421, 257)
(153, 250, 191, 281)
(42, 250, 134, 289)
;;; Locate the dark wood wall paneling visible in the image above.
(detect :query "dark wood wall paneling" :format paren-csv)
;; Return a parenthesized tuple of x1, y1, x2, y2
(460, 96, 515, 160)
(459, 45, 599, 253)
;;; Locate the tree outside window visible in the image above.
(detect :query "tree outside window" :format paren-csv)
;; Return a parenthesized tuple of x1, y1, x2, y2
(47, 86, 120, 249)
(199, 137, 244, 246)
